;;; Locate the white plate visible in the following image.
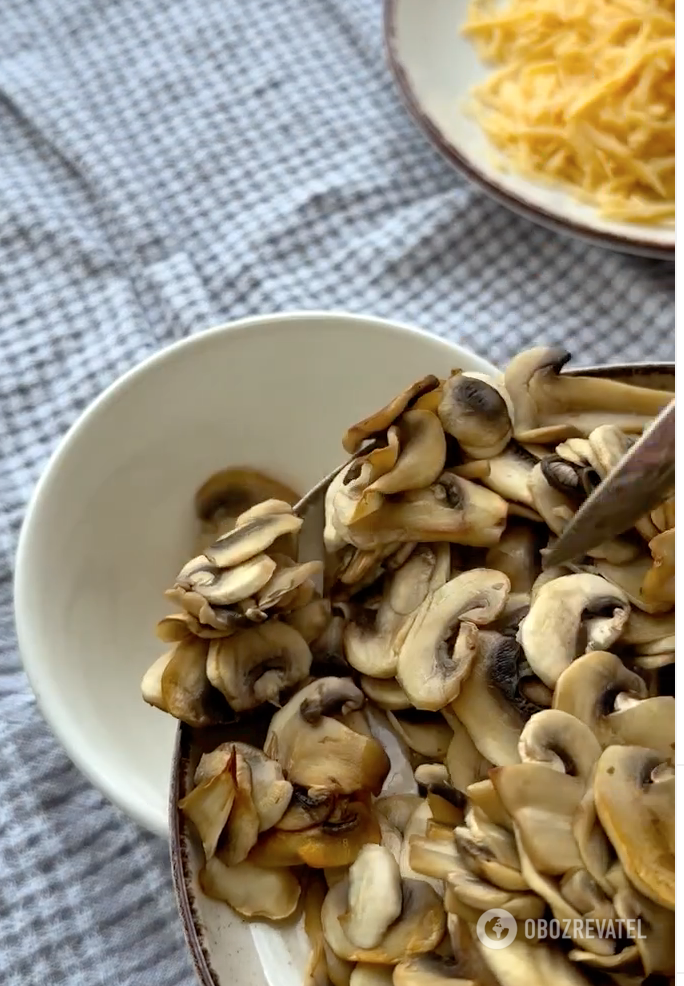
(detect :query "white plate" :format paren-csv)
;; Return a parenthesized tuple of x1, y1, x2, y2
(385, 0, 674, 259)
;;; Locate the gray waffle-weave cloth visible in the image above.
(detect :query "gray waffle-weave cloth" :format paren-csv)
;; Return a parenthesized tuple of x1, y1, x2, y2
(0, 0, 674, 984)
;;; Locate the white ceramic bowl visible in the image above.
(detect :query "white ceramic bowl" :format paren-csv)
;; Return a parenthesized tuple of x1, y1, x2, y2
(385, 0, 674, 259)
(14, 310, 497, 840)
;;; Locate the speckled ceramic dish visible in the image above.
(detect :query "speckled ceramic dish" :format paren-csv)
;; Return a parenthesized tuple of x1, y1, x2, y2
(385, 0, 675, 260)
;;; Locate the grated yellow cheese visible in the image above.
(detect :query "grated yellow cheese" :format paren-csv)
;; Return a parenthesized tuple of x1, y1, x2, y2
(462, 0, 675, 223)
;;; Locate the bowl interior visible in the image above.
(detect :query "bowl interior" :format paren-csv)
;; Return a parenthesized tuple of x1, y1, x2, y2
(387, 0, 674, 256)
(15, 311, 496, 839)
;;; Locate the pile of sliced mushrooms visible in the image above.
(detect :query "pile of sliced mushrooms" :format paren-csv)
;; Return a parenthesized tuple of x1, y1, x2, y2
(142, 347, 675, 986)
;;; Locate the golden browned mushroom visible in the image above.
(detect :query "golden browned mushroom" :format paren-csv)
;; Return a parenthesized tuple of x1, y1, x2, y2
(593, 745, 674, 910)
(342, 376, 441, 454)
(641, 528, 675, 607)
(200, 857, 301, 920)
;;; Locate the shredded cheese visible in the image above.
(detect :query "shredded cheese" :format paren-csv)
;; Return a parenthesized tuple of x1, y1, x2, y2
(462, 0, 675, 223)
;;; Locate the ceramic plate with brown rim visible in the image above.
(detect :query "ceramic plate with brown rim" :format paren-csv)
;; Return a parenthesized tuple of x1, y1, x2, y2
(171, 716, 415, 986)
(385, 0, 675, 260)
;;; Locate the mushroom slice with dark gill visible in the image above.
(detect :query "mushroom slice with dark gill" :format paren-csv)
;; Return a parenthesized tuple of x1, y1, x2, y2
(437, 371, 513, 459)
(518, 573, 630, 688)
(248, 796, 381, 869)
(553, 650, 675, 755)
(207, 620, 312, 711)
(263, 678, 390, 795)
(396, 569, 509, 710)
(517, 709, 601, 787)
(450, 631, 533, 767)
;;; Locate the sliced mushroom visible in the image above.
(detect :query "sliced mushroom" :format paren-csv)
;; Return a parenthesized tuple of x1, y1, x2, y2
(408, 835, 460, 882)
(176, 552, 278, 606)
(149, 636, 235, 727)
(619, 608, 676, 647)
(344, 475, 508, 551)
(286, 597, 332, 644)
(257, 559, 323, 610)
(485, 522, 539, 594)
(275, 786, 335, 831)
(593, 556, 673, 614)
(504, 347, 671, 440)
(518, 573, 630, 687)
(345, 545, 449, 678)
(204, 508, 302, 568)
(179, 751, 236, 858)
(352, 410, 447, 521)
(216, 750, 260, 866)
(540, 453, 600, 498)
(559, 869, 614, 921)
(517, 709, 601, 786)
(264, 678, 390, 795)
(450, 632, 529, 766)
(593, 746, 674, 909)
(445, 719, 493, 794)
(481, 443, 539, 507)
(613, 880, 675, 975)
(465, 780, 512, 831)
(342, 376, 441, 453)
(396, 570, 509, 710)
(476, 935, 595, 986)
(452, 826, 526, 893)
(438, 372, 513, 459)
(387, 710, 453, 760)
(342, 845, 403, 950)
(399, 801, 443, 894)
(207, 620, 312, 711)
(641, 528, 675, 607)
(491, 763, 584, 875)
(334, 436, 402, 530)
(321, 877, 446, 965)
(528, 465, 637, 564)
(249, 796, 381, 868)
(200, 856, 300, 920)
(194, 742, 292, 832)
(553, 651, 674, 756)
(360, 676, 412, 710)
(444, 851, 544, 920)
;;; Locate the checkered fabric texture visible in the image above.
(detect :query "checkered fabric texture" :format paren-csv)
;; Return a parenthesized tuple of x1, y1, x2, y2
(0, 0, 674, 983)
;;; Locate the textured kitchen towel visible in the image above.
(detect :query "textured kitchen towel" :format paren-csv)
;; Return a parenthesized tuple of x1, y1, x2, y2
(0, 0, 674, 983)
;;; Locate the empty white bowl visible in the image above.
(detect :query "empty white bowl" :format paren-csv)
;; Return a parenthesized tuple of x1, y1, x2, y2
(14, 310, 497, 839)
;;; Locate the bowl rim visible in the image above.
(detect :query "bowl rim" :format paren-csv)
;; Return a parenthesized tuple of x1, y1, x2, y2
(13, 308, 496, 837)
(384, 0, 675, 261)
